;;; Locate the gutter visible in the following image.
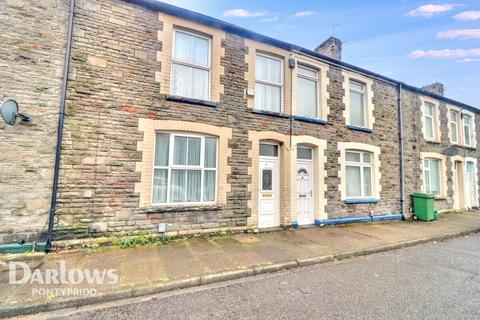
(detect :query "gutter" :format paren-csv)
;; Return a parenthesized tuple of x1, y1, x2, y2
(127, 0, 479, 113)
(398, 84, 405, 219)
(45, 0, 76, 252)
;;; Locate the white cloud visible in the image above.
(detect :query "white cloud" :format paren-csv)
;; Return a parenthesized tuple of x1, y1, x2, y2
(437, 29, 480, 40)
(405, 4, 463, 17)
(274, 24, 297, 31)
(409, 48, 480, 59)
(457, 58, 480, 63)
(223, 8, 267, 18)
(259, 16, 279, 22)
(454, 10, 480, 21)
(292, 11, 316, 17)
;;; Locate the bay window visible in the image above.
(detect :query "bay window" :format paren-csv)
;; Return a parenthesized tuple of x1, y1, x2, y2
(255, 54, 282, 112)
(463, 114, 473, 147)
(449, 109, 459, 144)
(423, 102, 436, 140)
(153, 133, 217, 204)
(297, 65, 319, 118)
(345, 150, 373, 198)
(171, 29, 210, 101)
(423, 158, 441, 195)
(349, 81, 367, 127)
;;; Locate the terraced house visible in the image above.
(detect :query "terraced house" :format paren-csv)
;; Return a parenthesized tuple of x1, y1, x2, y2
(0, 0, 479, 246)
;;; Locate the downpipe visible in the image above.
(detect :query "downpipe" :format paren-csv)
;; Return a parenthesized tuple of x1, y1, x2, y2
(46, 0, 76, 252)
(398, 83, 406, 220)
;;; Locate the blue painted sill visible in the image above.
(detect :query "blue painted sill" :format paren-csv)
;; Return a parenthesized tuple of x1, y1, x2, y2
(347, 125, 373, 133)
(292, 115, 327, 125)
(344, 198, 380, 205)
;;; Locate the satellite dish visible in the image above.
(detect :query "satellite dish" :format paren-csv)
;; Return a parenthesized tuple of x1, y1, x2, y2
(0, 99, 32, 125)
(1, 99, 19, 125)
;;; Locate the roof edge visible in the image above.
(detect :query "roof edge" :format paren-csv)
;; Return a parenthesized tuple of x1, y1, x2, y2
(126, 0, 479, 113)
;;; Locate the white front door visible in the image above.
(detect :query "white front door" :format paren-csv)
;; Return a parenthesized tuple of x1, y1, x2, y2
(259, 157, 279, 228)
(296, 161, 314, 225)
(466, 161, 478, 208)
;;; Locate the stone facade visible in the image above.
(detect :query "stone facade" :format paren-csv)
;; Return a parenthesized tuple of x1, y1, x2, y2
(0, 0, 68, 243)
(1, 0, 479, 243)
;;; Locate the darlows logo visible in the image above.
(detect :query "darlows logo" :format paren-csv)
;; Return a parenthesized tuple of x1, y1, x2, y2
(5, 261, 119, 285)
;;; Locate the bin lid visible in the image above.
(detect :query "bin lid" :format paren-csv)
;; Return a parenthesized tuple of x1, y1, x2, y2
(412, 192, 436, 199)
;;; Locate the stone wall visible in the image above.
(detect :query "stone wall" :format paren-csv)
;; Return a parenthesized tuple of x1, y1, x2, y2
(1, 0, 478, 243)
(0, 0, 68, 243)
(402, 90, 480, 214)
(55, 0, 254, 239)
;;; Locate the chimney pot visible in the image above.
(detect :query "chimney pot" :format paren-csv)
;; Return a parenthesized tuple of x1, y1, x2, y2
(421, 82, 444, 97)
(315, 37, 342, 60)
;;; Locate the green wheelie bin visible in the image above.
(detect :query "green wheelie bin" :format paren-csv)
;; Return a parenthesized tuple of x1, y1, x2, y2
(412, 193, 436, 221)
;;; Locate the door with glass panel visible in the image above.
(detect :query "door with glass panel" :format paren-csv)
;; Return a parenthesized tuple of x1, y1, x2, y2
(258, 143, 280, 228)
(296, 147, 314, 225)
(452, 161, 465, 210)
(465, 161, 478, 208)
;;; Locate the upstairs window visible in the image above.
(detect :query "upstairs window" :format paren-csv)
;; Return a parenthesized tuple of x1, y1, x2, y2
(255, 54, 282, 113)
(297, 66, 319, 118)
(345, 150, 373, 199)
(171, 30, 210, 101)
(153, 133, 217, 204)
(423, 158, 441, 196)
(449, 109, 459, 144)
(423, 102, 436, 141)
(463, 114, 473, 147)
(349, 81, 367, 127)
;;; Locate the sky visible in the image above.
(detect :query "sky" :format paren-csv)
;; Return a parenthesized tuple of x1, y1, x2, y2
(161, 0, 480, 107)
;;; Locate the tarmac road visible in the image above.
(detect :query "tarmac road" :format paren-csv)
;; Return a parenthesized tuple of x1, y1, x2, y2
(25, 233, 480, 320)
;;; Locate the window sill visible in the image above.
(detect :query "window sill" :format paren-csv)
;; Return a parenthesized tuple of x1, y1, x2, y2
(166, 95, 218, 108)
(293, 115, 327, 125)
(252, 109, 290, 118)
(424, 139, 440, 144)
(347, 125, 373, 133)
(460, 144, 476, 150)
(144, 204, 223, 214)
(344, 198, 379, 205)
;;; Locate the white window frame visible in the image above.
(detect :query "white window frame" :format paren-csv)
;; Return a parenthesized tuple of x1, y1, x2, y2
(448, 109, 460, 144)
(349, 81, 367, 127)
(423, 158, 441, 196)
(254, 53, 283, 112)
(152, 132, 218, 205)
(296, 64, 320, 118)
(423, 102, 437, 141)
(345, 150, 374, 199)
(170, 29, 212, 101)
(462, 113, 474, 147)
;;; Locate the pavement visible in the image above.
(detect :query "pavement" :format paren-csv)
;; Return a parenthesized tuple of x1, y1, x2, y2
(1, 211, 480, 318)
(34, 232, 480, 320)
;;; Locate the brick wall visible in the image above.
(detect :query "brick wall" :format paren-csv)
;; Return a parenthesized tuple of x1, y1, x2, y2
(0, 0, 68, 243)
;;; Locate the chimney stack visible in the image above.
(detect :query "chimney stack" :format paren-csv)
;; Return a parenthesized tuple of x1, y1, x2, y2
(421, 82, 444, 97)
(315, 37, 342, 60)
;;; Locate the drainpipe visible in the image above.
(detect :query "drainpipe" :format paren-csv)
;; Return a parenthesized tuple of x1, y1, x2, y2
(46, 0, 76, 252)
(398, 83, 406, 219)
